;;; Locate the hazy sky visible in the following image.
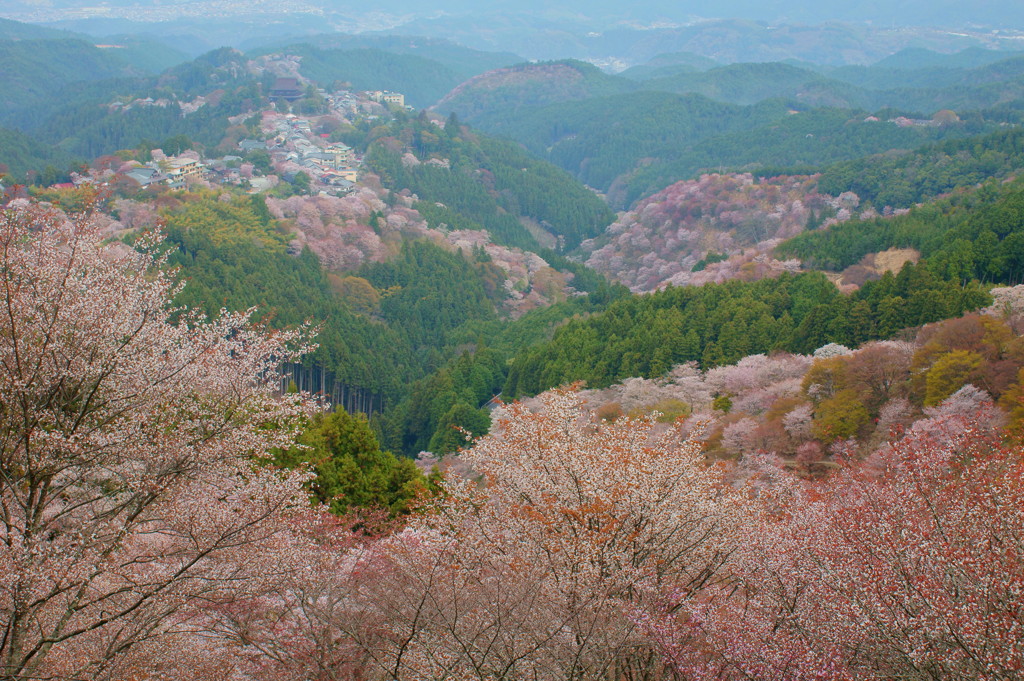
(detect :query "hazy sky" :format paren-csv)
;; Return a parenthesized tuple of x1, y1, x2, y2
(6, 0, 1024, 28)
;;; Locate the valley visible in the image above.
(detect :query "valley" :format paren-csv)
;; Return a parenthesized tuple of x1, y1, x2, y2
(0, 6, 1023, 678)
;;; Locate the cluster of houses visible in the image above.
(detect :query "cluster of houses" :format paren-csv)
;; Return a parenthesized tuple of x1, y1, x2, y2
(249, 112, 361, 192)
(122, 153, 208, 190)
(110, 111, 362, 195)
(366, 90, 406, 108)
(63, 81, 406, 197)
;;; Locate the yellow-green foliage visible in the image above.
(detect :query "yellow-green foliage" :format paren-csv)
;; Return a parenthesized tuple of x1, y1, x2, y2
(812, 388, 869, 442)
(802, 356, 850, 402)
(162, 194, 288, 251)
(1000, 368, 1024, 442)
(651, 398, 692, 423)
(329, 275, 381, 316)
(924, 350, 984, 407)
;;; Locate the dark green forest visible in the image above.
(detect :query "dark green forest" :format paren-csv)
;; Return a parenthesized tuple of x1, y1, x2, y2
(435, 52, 1024, 207)
(502, 266, 990, 397)
(156, 193, 619, 456)
(777, 176, 1024, 284)
(816, 127, 1024, 208)
(359, 113, 615, 252)
(463, 90, 994, 207)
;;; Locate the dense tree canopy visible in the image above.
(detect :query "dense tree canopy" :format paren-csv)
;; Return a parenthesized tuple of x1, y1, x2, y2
(778, 176, 1024, 283)
(504, 268, 990, 397)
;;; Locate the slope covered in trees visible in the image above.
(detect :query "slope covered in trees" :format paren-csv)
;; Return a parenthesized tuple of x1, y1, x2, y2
(138, 187, 617, 455)
(0, 46, 261, 162)
(430, 49, 1024, 206)
(639, 61, 862, 107)
(0, 16, 86, 41)
(581, 173, 825, 292)
(360, 113, 615, 252)
(0, 38, 144, 126)
(254, 37, 520, 101)
(503, 267, 990, 398)
(267, 46, 467, 109)
(618, 51, 721, 80)
(816, 126, 1024, 208)
(630, 53, 1024, 113)
(433, 59, 635, 122)
(778, 175, 1024, 281)
(161, 195, 417, 401)
(455, 89, 989, 206)
(0, 126, 77, 184)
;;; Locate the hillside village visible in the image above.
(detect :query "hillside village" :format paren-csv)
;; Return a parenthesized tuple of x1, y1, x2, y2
(68, 79, 409, 197)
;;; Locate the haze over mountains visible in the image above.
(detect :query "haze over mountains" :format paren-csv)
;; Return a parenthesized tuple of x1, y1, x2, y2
(3, 0, 1024, 67)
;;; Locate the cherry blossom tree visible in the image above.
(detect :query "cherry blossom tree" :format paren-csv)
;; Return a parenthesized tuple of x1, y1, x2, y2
(583, 174, 829, 292)
(647, 414, 1024, 680)
(353, 389, 742, 680)
(0, 202, 316, 680)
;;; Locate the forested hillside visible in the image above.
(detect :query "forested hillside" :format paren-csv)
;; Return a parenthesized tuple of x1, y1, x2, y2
(777, 175, 1024, 280)
(0, 126, 76, 183)
(449, 89, 992, 207)
(0, 38, 143, 125)
(251, 37, 520, 105)
(503, 267, 989, 397)
(260, 47, 468, 109)
(639, 61, 858, 107)
(432, 49, 1024, 207)
(816, 126, 1024, 207)
(357, 113, 615, 251)
(4, 15, 1024, 679)
(433, 59, 635, 122)
(580, 173, 826, 292)
(162, 195, 414, 399)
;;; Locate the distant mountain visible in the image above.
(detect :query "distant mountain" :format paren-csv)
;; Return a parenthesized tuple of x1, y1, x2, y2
(0, 38, 144, 126)
(0, 16, 188, 73)
(10, 11, 1024, 69)
(267, 46, 467, 108)
(617, 106, 985, 206)
(433, 60, 635, 123)
(630, 54, 1024, 113)
(640, 61, 862, 107)
(95, 36, 192, 74)
(0, 16, 85, 40)
(40, 15, 333, 56)
(460, 90, 784, 198)
(842, 57, 1024, 113)
(8, 0, 1024, 32)
(619, 52, 721, 80)
(449, 81, 997, 208)
(394, 16, 1024, 66)
(873, 46, 1024, 70)
(247, 34, 521, 83)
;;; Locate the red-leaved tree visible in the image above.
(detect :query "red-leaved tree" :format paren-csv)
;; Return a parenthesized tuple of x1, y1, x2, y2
(646, 414, 1024, 680)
